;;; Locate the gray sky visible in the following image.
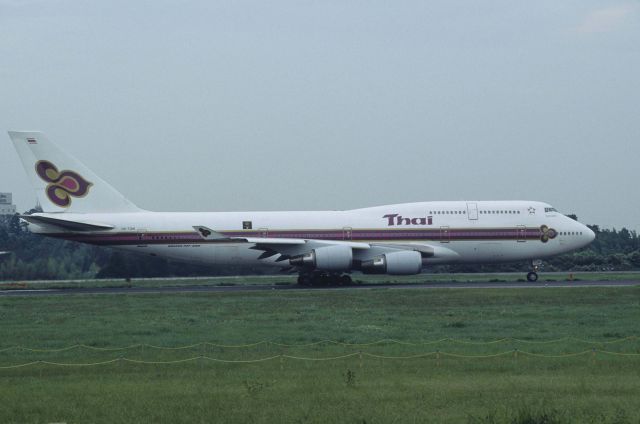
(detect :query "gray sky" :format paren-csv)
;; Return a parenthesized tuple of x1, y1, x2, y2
(1, 1, 638, 230)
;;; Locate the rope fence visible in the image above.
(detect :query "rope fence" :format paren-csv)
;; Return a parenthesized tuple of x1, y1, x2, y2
(1, 349, 639, 370)
(0, 335, 637, 353)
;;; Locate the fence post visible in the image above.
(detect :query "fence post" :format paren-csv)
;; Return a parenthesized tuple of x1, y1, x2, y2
(436, 350, 440, 367)
(359, 351, 363, 369)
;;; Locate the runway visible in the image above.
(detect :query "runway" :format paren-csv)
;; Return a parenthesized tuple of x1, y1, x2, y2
(0, 279, 637, 297)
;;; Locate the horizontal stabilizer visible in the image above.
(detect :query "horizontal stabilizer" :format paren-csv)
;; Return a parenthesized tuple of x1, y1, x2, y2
(20, 215, 114, 231)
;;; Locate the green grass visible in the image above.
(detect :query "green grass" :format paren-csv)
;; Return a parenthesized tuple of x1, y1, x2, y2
(1, 286, 639, 423)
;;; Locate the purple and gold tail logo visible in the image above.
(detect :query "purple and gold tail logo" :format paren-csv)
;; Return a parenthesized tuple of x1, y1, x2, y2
(35, 161, 93, 208)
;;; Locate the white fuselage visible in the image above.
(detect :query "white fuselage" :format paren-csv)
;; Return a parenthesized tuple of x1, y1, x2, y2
(30, 200, 595, 272)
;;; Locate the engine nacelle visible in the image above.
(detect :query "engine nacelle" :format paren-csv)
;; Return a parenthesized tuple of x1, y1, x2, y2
(361, 250, 422, 275)
(289, 245, 353, 271)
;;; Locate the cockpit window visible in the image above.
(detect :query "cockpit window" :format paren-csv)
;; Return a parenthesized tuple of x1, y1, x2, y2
(544, 207, 558, 213)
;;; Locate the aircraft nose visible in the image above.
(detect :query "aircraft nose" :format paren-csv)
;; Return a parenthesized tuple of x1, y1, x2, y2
(586, 226, 595, 243)
(581, 225, 595, 246)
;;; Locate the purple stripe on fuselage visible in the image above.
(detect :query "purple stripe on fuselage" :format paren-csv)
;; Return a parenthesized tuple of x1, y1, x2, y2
(45, 227, 545, 246)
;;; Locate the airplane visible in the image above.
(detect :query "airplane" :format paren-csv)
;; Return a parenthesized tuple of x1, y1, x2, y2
(8, 131, 595, 285)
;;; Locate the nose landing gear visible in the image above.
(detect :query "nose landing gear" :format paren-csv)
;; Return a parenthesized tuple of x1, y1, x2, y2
(527, 259, 542, 282)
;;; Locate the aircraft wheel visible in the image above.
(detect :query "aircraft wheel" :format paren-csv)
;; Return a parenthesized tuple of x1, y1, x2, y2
(310, 273, 327, 286)
(339, 275, 352, 285)
(526, 271, 538, 282)
(298, 274, 312, 285)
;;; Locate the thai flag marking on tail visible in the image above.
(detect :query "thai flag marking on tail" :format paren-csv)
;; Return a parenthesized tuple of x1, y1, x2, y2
(27, 138, 37, 144)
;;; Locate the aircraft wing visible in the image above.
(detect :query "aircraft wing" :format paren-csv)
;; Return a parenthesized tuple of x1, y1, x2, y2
(246, 238, 371, 261)
(246, 239, 460, 266)
(246, 239, 456, 259)
(193, 226, 370, 260)
(372, 242, 461, 261)
(193, 226, 459, 266)
(371, 243, 435, 257)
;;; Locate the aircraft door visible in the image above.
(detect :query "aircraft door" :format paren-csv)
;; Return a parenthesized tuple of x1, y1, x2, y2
(259, 228, 269, 238)
(343, 227, 353, 241)
(517, 225, 526, 242)
(136, 229, 149, 246)
(467, 202, 478, 220)
(440, 226, 450, 243)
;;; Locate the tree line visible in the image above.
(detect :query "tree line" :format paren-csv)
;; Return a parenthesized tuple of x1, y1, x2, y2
(1, 213, 639, 281)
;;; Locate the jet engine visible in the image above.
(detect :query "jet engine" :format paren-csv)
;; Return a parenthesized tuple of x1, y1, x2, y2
(361, 250, 422, 275)
(289, 245, 353, 271)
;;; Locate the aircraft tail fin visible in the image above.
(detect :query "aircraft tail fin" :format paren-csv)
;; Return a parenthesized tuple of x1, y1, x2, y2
(8, 131, 141, 213)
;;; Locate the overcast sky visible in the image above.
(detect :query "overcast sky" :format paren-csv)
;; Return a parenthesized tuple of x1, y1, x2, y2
(1, 1, 638, 229)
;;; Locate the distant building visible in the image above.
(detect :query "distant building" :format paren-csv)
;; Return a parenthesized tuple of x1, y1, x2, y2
(0, 192, 17, 216)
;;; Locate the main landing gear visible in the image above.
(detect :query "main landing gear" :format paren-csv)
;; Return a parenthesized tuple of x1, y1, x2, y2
(297, 272, 353, 286)
(527, 259, 543, 282)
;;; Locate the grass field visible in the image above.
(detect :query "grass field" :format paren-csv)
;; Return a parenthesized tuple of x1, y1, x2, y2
(1, 285, 639, 423)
